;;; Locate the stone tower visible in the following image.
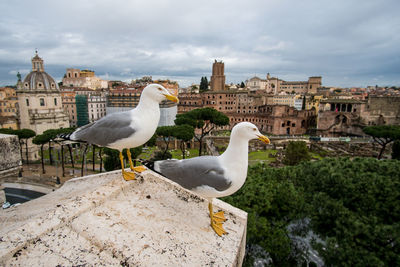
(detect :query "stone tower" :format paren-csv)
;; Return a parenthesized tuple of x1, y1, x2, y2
(210, 60, 225, 91)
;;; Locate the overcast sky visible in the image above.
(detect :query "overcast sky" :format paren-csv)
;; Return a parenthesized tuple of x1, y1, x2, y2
(1, 0, 399, 88)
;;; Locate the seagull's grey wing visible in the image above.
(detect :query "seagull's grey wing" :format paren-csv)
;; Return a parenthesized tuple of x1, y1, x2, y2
(72, 112, 137, 146)
(155, 156, 231, 191)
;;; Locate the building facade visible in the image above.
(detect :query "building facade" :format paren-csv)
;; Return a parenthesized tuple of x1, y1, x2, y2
(246, 73, 322, 94)
(62, 68, 108, 90)
(0, 87, 19, 129)
(60, 89, 77, 127)
(16, 53, 70, 160)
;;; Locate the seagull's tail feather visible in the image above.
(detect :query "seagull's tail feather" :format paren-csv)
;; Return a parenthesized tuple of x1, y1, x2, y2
(56, 132, 87, 143)
(57, 132, 73, 140)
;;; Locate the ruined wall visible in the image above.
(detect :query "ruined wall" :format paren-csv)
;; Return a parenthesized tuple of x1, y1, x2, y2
(0, 134, 21, 177)
(363, 96, 400, 125)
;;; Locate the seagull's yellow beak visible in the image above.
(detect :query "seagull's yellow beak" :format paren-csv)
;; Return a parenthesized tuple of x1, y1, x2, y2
(164, 94, 179, 103)
(257, 134, 270, 144)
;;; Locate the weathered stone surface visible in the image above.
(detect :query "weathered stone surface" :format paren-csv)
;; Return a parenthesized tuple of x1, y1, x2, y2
(0, 169, 247, 266)
(0, 134, 21, 173)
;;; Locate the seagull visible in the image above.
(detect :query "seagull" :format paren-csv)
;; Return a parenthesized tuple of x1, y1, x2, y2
(66, 84, 179, 181)
(146, 122, 270, 236)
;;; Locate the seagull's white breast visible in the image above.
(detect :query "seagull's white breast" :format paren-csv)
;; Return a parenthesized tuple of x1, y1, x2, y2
(108, 106, 160, 151)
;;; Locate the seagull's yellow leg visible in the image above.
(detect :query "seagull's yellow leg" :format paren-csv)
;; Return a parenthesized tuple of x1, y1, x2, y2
(127, 149, 147, 172)
(120, 151, 135, 181)
(209, 202, 227, 236)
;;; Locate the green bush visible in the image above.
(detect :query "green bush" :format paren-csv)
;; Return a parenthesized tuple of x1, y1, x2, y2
(224, 157, 400, 266)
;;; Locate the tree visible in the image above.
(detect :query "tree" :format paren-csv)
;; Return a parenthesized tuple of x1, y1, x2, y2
(103, 147, 143, 172)
(302, 95, 306, 110)
(224, 157, 400, 266)
(15, 129, 36, 164)
(103, 148, 120, 171)
(156, 126, 176, 158)
(173, 124, 194, 159)
(175, 108, 229, 156)
(200, 76, 209, 92)
(43, 129, 59, 165)
(392, 140, 400, 160)
(283, 141, 311, 165)
(240, 81, 245, 88)
(145, 133, 157, 147)
(222, 164, 305, 266)
(293, 157, 400, 266)
(32, 132, 52, 174)
(363, 125, 400, 159)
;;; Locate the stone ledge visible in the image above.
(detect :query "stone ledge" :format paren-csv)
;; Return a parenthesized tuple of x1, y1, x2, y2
(0, 169, 247, 266)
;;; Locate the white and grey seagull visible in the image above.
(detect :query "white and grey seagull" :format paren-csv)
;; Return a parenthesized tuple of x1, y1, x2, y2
(146, 122, 270, 236)
(66, 84, 179, 181)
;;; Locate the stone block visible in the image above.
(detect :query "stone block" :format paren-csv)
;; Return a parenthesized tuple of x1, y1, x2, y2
(0, 169, 247, 266)
(0, 134, 21, 172)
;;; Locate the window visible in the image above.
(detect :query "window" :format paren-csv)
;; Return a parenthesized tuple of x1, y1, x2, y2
(54, 98, 57, 106)
(40, 98, 45, 106)
(26, 99, 29, 106)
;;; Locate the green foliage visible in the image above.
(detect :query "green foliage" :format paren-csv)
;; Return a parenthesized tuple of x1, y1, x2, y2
(199, 76, 208, 92)
(224, 157, 400, 266)
(223, 164, 305, 265)
(392, 140, 400, 160)
(363, 125, 400, 140)
(145, 133, 157, 147)
(151, 150, 172, 161)
(175, 108, 229, 155)
(283, 141, 311, 165)
(363, 125, 400, 159)
(102, 148, 120, 172)
(173, 124, 194, 141)
(15, 128, 36, 139)
(294, 157, 400, 266)
(156, 125, 176, 157)
(32, 133, 51, 145)
(103, 147, 143, 171)
(173, 124, 194, 158)
(0, 128, 15, 135)
(240, 81, 245, 88)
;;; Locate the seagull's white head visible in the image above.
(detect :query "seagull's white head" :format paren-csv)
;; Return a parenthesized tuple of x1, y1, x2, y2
(142, 84, 179, 103)
(231, 122, 270, 144)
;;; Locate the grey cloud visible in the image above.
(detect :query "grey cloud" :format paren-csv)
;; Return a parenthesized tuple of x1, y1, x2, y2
(0, 0, 399, 88)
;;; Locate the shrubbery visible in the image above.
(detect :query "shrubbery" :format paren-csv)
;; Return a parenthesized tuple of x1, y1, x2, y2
(223, 157, 400, 266)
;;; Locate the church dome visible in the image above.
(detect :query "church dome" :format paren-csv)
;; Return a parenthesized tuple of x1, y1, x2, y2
(21, 52, 59, 91)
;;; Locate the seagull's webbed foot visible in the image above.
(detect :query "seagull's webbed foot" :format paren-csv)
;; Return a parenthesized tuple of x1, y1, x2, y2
(131, 165, 147, 172)
(212, 211, 227, 223)
(120, 151, 136, 181)
(211, 220, 227, 236)
(122, 170, 136, 181)
(126, 149, 147, 172)
(209, 202, 228, 236)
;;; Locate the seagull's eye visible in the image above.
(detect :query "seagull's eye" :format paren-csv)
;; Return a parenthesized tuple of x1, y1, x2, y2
(253, 128, 257, 131)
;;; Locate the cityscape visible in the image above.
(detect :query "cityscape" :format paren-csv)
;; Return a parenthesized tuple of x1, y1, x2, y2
(1, 0, 400, 266)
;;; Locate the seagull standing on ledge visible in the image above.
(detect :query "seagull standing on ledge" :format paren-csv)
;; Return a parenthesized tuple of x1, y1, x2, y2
(148, 122, 270, 236)
(67, 84, 179, 181)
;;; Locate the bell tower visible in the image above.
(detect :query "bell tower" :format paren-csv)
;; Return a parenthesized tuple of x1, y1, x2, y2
(31, 50, 44, 72)
(210, 60, 226, 91)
